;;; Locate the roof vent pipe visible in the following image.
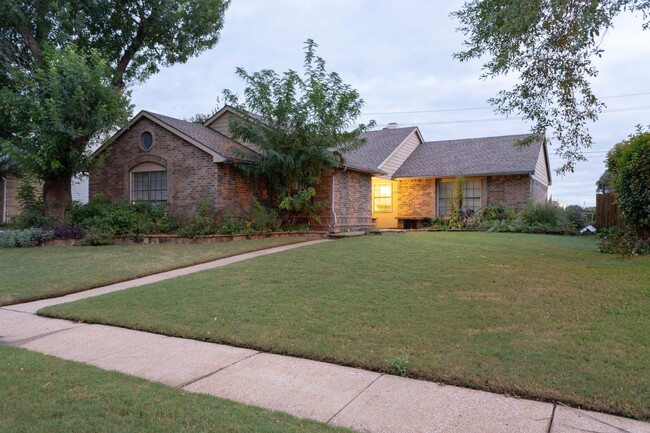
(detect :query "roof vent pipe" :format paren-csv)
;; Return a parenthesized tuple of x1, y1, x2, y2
(383, 122, 399, 130)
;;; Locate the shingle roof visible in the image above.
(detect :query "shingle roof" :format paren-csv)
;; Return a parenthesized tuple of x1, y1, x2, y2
(345, 127, 418, 170)
(146, 112, 259, 162)
(393, 133, 545, 178)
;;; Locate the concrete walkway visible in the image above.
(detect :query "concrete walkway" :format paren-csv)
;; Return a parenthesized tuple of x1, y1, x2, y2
(1, 242, 649, 433)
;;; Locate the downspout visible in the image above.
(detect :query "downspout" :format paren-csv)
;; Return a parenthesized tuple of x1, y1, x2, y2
(2, 177, 7, 224)
(330, 170, 338, 229)
(529, 174, 535, 202)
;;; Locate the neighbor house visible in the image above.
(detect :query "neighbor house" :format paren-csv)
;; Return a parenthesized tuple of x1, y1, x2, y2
(90, 106, 551, 230)
(1, 176, 20, 224)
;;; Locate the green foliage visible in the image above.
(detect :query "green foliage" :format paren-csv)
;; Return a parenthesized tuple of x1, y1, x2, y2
(79, 228, 116, 246)
(448, 177, 465, 229)
(69, 195, 172, 241)
(224, 39, 375, 222)
(0, 46, 132, 220)
(1, 47, 131, 183)
(1, 0, 230, 90)
(278, 187, 324, 223)
(0, 0, 229, 217)
(475, 204, 515, 224)
(564, 205, 587, 231)
(596, 227, 650, 256)
(452, 1, 650, 173)
(606, 127, 650, 238)
(390, 354, 409, 377)
(0, 228, 54, 248)
(11, 179, 55, 229)
(0, 154, 18, 179)
(218, 218, 243, 235)
(424, 218, 451, 230)
(520, 200, 562, 227)
(247, 198, 281, 232)
(282, 223, 310, 232)
(176, 199, 228, 237)
(172, 198, 282, 237)
(477, 201, 575, 235)
(596, 170, 615, 194)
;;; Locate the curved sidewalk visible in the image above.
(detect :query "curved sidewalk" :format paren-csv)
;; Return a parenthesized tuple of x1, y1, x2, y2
(1, 241, 648, 433)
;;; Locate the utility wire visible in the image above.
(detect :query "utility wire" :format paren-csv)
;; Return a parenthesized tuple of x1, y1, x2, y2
(361, 92, 650, 116)
(359, 105, 650, 126)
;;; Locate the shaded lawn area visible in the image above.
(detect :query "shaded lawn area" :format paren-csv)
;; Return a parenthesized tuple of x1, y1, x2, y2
(41, 233, 650, 420)
(0, 235, 320, 306)
(0, 344, 349, 433)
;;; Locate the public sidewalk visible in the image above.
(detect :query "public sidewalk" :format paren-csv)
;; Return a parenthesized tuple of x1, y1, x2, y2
(1, 242, 648, 433)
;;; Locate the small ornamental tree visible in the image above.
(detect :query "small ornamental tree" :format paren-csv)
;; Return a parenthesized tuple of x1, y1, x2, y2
(448, 177, 464, 229)
(606, 127, 650, 238)
(224, 39, 375, 222)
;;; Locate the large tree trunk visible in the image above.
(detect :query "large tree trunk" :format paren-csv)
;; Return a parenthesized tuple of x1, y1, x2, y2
(43, 177, 72, 223)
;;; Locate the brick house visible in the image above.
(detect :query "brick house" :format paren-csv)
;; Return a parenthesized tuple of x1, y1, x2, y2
(91, 106, 551, 230)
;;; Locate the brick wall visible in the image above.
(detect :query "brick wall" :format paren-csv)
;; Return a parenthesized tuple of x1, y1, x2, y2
(487, 174, 531, 211)
(216, 164, 272, 214)
(333, 170, 372, 227)
(90, 117, 263, 215)
(396, 178, 435, 218)
(315, 169, 372, 229)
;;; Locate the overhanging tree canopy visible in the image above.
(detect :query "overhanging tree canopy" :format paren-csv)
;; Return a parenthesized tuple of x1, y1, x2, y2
(0, 0, 230, 219)
(452, 0, 649, 174)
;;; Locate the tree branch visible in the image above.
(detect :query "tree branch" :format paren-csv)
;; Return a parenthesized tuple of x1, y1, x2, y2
(113, 0, 165, 89)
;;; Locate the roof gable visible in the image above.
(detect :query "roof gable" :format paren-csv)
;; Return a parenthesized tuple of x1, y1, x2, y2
(94, 111, 259, 163)
(345, 126, 420, 172)
(393, 133, 548, 179)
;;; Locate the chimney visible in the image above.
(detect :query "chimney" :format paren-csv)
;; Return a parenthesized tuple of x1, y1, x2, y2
(383, 122, 399, 130)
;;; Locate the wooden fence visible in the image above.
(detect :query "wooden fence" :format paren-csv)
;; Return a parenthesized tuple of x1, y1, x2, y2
(595, 193, 622, 229)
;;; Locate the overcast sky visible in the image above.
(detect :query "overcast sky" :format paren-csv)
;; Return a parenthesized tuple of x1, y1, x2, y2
(129, 0, 650, 207)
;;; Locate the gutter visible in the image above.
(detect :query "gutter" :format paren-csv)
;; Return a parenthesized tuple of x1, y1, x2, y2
(2, 177, 7, 224)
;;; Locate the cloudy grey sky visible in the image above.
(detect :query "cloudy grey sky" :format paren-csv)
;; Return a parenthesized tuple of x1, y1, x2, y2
(129, 0, 650, 207)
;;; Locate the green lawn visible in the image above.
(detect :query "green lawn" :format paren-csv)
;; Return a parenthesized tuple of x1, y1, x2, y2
(40, 233, 650, 420)
(0, 344, 348, 433)
(0, 235, 320, 306)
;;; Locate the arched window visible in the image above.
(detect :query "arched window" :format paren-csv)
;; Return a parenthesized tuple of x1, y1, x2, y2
(130, 162, 167, 203)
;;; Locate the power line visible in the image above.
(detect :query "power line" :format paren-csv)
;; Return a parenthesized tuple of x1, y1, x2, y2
(361, 92, 650, 116)
(359, 105, 650, 126)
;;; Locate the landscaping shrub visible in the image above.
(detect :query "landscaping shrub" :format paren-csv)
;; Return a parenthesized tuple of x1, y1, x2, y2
(606, 127, 650, 238)
(53, 226, 85, 238)
(596, 227, 650, 256)
(176, 199, 227, 237)
(563, 205, 587, 231)
(520, 200, 562, 227)
(424, 218, 450, 230)
(79, 228, 115, 246)
(247, 198, 281, 232)
(282, 223, 310, 232)
(11, 179, 55, 229)
(68, 194, 173, 241)
(0, 228, 54, 247)
(218, 217, 243, 235)
(448, 177, 464, 229)
(475, 204, 514, 224)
